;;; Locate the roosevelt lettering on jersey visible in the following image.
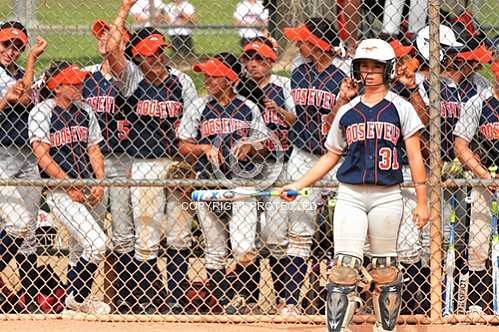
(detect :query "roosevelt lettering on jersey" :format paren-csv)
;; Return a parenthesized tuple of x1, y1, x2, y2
(440, 100, 461, 118)
(265, 130, 289, 151)
(345, 121, 401, 146)
(136, 100, 183, 118)
(291, 88, 336, 110)
(200, 118, 250, 138)
(479, 122, 499, 139)
(85, 96, 116, 113)
(49, 126, 89, 147)
(262, 109, 288, 127)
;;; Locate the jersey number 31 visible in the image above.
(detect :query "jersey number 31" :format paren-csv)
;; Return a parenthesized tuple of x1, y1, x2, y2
(379, 147, 400, 170)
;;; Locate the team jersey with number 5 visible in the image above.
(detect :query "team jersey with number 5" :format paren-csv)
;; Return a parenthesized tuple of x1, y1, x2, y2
(325, 91, 424, 185)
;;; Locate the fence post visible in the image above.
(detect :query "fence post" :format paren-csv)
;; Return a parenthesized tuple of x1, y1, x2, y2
(12, 0, 37, 26)
(428, 0, 443, 324)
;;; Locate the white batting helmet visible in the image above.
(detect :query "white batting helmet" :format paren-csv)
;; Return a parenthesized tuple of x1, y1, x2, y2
(415, 24, 464, 62)
(351, 38, 396, 83)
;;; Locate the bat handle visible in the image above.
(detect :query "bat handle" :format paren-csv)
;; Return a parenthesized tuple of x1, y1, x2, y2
(285, 188, 309, 197)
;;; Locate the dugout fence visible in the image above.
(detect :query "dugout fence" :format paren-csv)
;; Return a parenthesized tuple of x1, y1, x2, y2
(0, 0, 498, 328)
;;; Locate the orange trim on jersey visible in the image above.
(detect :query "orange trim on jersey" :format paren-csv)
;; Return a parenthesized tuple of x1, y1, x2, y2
(0, 28, 28, 45)
(243, 41, 277, 61)
(458, 44, 493, 64)
(283, 25, 331, 51)
(47, 65, 89, 90)
(193, 58, 238, 81)
(389, 39, 415, 58)
(132, 34, 169, 56)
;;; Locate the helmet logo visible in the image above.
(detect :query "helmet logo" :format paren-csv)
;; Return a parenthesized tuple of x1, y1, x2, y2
(361, 46, 378, 52)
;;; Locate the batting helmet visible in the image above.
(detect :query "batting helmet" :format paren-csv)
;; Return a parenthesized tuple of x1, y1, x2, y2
(415, 24, 463, 62)
(351, 38, 396, 84)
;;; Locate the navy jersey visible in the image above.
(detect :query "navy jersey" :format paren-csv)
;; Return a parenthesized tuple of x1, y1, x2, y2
(83, 65, 128, 154)
(178, 95, 268, 179)
(454, 88, 498, 168)
(28, 99, 103, 179)
(261, 75, 295, 162)
(325, 91, 424, 186)
(0, 64, 32, 146)
(289, 61, 347, 155)
(421, 77, 462, 161)
(117, 61, 197, 159)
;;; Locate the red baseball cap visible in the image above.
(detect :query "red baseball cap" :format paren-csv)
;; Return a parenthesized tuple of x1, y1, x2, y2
(389, 39, 415, 58)
(132, 33, 169, 56)
(47, 65, 89, 90)
(457, 44, 493, 64)
(0, 27, 28, 45)
(91, 20, 111, 39)
(243, 41, 277, 61)
(284, 25, 331, 51)
(193, 58, 238, 81)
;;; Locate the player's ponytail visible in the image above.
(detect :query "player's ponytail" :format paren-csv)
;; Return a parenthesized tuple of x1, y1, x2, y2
(212, 52, 266, 111)
(38, 61, 72, 101)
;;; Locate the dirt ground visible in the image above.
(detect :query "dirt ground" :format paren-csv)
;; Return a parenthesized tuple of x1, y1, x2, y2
(1, 321, 499, 332)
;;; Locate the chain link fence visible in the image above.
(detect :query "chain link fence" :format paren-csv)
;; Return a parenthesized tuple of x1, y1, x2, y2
(0, 0, 498, 329)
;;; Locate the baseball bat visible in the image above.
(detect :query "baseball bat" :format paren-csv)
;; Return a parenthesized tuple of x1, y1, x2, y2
(489, 166, 499, 315)
(443, 194, 457, 316)
(191, 188, 309, 202)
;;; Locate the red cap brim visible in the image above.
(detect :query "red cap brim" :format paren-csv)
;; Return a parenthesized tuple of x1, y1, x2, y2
(458, 44, 493, 64)
(91, 19, 111, 39)
(283, 25, 331, 51)
(243, 41, 277, 61)
(47, 66, 89, 90)
(132, 34, 169, 56)
(389, 39, 415, 58)
(193, 58, 238, 81)
(0, 28, 28, 45)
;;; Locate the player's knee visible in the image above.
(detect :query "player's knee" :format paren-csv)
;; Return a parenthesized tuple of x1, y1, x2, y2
(369, 256, 402, 286)
(205, 253, 226, 270)
(329, 254, 362, 286)
(89, 239, 108, 262)
(287, 232, 313, 258)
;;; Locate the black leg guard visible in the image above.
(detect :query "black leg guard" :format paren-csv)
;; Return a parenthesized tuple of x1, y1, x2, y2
(371, 257, 403, 332)
(326, 284, 361, 332)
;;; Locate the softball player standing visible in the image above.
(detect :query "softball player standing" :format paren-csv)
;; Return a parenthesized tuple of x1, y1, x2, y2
(281, 17, 352, 315)
(0, 21, 47, 312)
(178, 53, 269, 314)
(239, 36, 296, 311)
(281, 39, 429, 332)
(454, 60, 499, 314)
(107, 0, 197, 314)
(29, 62, 110, 314)
(83, 19, 136, 313)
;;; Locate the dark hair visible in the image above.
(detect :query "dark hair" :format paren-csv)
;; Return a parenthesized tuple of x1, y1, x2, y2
(304, 17, 341, 50)
(212, 52, 265, 110)
(38, 61, 72, 101)
(126, 27, 166, 63)
(0, 21, 28, 51)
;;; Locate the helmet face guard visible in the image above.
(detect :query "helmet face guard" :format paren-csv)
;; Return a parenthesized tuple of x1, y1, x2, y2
(351, 58, 396, 85)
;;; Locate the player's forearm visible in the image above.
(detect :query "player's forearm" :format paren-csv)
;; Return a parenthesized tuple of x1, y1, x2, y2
(179, 140, 210, 159)
(114, 1, 134, 29)
(406, 135, 427, 205)
(32, 143, 68, 180)
(88, 145, 105, 180)
(295, 151, 341, 189)
(410, 92, 429, 126)
(454, 137, 489, 179)
(276, 107, 297, 125)
(0, 97, 9, 112)
(106, 25, 126, 79)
